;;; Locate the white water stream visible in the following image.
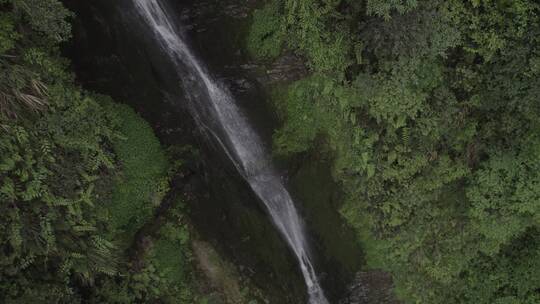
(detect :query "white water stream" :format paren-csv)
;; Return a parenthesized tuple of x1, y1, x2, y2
(133, 1, 329, 302)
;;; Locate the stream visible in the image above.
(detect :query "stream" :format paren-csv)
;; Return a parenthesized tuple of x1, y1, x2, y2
(132, 0, 328, 302)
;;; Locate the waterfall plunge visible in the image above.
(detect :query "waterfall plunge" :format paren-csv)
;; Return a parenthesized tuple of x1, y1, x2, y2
(132, 1, 329, 303)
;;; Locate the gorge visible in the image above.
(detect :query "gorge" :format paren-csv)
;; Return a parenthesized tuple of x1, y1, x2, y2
(132, 0, 328, 302)
(63, 0, 368, 302)
(4, 0, 536, 303)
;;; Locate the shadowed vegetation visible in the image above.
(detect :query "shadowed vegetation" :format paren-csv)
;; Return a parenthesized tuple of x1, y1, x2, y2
(250, 0, 540, 303)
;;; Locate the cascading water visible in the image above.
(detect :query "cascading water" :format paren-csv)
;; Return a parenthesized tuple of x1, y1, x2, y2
(132, 1, 329, 303)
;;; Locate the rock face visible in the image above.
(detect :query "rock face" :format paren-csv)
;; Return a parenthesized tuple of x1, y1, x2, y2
(64, 0, 307, 303)
(265, 53, 309, 84)
(179, 0, 258, 22)
(340, 271, 402, 304)
(176, 0, 309, 90)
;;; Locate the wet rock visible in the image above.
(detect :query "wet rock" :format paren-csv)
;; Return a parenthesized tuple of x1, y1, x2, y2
(340, 271, 402, 304)
(232, 77, 254, 92)
(266, 53, 309, 84)
(222, 3, 250, 18)
(227, 53, 308, 87)
(179, 0, 257, 31)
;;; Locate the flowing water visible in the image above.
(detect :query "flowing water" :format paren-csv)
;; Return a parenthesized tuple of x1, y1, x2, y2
(132, 1, 329, 303)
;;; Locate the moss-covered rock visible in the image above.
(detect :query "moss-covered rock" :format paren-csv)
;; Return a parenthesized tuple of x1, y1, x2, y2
(106, 102, 168, 245)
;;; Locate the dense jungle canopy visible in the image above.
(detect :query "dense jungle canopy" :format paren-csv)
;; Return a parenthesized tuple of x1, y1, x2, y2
(1, 0, 539, 303)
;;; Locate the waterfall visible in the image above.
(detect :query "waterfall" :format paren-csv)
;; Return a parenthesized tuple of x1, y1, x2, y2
(132, 1, 329, 303)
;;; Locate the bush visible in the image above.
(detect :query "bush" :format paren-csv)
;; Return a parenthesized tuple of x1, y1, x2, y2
(246, 1, 284, 60)
(105, 102, 168, 242)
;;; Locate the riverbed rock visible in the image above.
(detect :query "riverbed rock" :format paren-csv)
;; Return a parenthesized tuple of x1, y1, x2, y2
(340, 271, 402, 304)
(266, 53, 309, 84)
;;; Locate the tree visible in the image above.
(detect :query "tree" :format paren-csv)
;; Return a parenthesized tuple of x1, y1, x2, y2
(257, 0, 540, 302)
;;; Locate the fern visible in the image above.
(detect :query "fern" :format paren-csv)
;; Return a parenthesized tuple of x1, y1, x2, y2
(18, 254, 36, 271)
(401, 127, 410, 145)
(39, 215, 56, 253)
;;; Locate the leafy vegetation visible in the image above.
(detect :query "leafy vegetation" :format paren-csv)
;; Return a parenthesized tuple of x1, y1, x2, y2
(3, 0, 538, 302)
(246, 1, 284, 60)
(105, 102, 168, 245)
(251, 0, 540, 303)
(0, 0, 202, 302)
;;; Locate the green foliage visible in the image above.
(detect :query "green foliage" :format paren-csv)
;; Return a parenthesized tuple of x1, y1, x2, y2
(0, 85, 120, 303)
(105, 102, 168, 242)
(445, 0, 539, 61)
(0, 13, 18, 53)
(283, 0, 353, 75)
(12, 0, 73, 42)
(366, 0, 418, 19)
(467, 134, 540, 255)
(272, 77, 326, 155)
(0, 1, 201, 302)
(0, 61, 49, 118)
(355, 58, 444, 129)
(454, 230, 540, 304)
(150, 202, 197, 303)
(246, 1, 284, 60)
(264, 0, 540, 303)
(89, 203, 199, 304)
